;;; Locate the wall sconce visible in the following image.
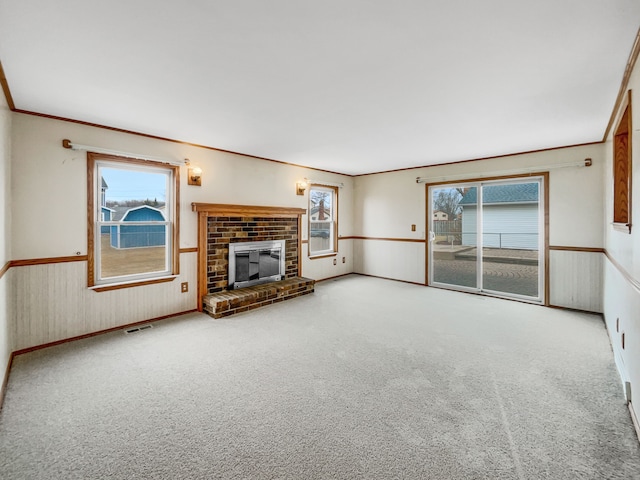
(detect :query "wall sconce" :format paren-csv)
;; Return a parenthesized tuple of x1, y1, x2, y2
(296, 180, 308, 196)
(188, 166, 202, 186)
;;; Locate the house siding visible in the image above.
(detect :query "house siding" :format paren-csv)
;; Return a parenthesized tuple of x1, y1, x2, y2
(461, 204, 539, 250)
(109, 206, 167, 249)
(112, 225, 166, 248)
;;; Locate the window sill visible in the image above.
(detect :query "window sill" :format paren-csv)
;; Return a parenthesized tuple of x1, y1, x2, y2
(89, 275, 178, 292)
(612, 222, 632, 234)
(308, 253, 337, 260)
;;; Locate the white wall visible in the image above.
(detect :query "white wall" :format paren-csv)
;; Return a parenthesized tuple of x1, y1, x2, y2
(352, 167, 427, 285)
(0, 92, 11, 377)
(10, 113, 353, 350)
(602, 60, 640, 404)
(353, 143, 605, 310)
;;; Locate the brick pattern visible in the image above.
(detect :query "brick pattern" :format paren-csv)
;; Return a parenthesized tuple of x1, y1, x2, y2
(207, 216, 299, 294)
(203, 277, 315, 318)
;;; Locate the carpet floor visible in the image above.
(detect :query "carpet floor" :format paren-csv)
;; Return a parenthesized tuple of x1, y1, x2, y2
(1, 275, 639, 479)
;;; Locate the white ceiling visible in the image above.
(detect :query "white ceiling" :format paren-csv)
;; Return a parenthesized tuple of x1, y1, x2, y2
(0, 1, 639, 175)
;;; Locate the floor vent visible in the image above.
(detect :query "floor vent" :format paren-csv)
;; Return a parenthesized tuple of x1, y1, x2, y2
(124, 324, 153, 334)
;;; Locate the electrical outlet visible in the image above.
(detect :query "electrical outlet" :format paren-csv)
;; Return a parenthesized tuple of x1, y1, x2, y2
(181, 282, 189, 293)
(333, 258, 337, 266)
(342, 256, 346, 263)
(411, 224, 416, 231)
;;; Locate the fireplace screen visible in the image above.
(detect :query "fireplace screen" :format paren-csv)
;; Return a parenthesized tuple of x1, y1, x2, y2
(228, 240, 286, 289)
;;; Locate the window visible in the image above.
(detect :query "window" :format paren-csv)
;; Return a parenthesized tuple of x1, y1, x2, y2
(613, 90, 632, 233)
(429, 176, 545, 303)
(87, 154, 180, 290)
(308, 185, 338, 256)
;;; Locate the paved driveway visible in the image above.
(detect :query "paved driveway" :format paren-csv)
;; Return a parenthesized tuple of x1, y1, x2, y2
(432, 248, 539, 297)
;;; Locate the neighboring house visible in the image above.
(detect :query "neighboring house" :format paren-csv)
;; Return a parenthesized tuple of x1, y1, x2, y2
(309, 204, 332, 238)
(99, 176, 167, 248)
(101, 177, 108, 206)
(100, 206, 115, 234)
(109, 205, 167, 249)
(459, 183, 539, 250)
(433, 210, 449, 221)
(309, 205, 332, 222)
(100, 178, 112, 234)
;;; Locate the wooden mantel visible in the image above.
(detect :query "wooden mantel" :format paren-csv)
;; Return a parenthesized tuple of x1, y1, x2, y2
(193, 203, 307, 311)
(192, 203, 306, 217)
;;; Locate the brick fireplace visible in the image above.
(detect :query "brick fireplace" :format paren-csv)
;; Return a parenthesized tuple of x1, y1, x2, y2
(192, 203, 315, 317)
(205, 216, 299, 293)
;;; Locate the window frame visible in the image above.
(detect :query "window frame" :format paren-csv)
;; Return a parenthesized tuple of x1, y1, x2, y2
(87, 153, 180, 291)
(308, 184, 338, 258)
(613, 89, 632, 233)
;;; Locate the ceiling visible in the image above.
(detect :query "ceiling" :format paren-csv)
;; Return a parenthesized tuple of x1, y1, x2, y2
(0, 1, 639, 175)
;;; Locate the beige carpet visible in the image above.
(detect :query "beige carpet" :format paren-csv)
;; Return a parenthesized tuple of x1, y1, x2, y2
(1, 275, 639, 479)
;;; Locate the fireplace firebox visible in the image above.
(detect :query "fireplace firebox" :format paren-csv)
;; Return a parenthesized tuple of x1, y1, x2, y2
(228, 240, 286, 289)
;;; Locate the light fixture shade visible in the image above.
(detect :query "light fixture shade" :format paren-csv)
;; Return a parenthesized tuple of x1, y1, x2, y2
(296, 180, 307, 195)
(188, 167, 202, 186)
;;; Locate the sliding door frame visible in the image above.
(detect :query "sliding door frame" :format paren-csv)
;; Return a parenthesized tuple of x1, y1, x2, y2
(425, 172, 550, 305)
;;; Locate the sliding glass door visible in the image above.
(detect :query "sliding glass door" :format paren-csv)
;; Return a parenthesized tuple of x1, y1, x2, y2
(429, 177, 544, 303)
